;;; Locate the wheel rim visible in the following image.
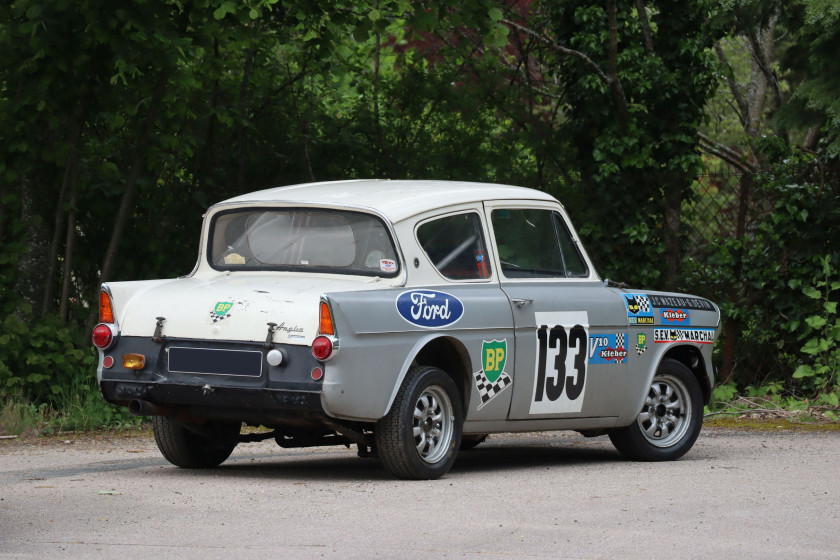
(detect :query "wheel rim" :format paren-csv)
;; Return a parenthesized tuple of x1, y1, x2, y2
(636, 374, 692, 448)
(412, 385, 454, 464)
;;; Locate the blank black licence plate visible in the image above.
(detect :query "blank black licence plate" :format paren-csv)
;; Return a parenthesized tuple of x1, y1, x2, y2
(167, 347, 263, 377)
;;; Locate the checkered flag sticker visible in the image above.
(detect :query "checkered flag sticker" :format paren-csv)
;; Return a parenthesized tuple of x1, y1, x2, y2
(615, 332, 627, 363)
(210, 311, 232, 323)
(474, 370, 512, 410)
(637, 296, 651, 313)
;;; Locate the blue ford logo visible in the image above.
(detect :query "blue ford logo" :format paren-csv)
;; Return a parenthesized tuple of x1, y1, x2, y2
(396, 290, 464, 328)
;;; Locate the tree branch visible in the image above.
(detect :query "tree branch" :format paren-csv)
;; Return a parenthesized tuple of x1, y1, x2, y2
(501, 16, 629, 130)
(635, 0, 654, 55)
(698, 132, 755, 173)
(714, 43, 748, 126)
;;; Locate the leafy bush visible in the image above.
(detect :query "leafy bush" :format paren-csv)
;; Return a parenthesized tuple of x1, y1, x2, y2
(0, 313, 98, 404)
(687, 149, 839, 399)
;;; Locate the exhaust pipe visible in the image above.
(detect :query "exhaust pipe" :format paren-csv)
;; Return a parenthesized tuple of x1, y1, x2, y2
(128, 399, 174, 417)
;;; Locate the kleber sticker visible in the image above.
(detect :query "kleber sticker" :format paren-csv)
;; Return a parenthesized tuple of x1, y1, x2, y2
(653, 328, 715, 344)
(210, 301, 234, 323)
(396, 290, 464, 328)
(530, 312, 589, 415)
(588, 334, 628, 364)
(474, 339, 512, 410)
(660, 308, 690, 325)
(623, 293, 654, 325)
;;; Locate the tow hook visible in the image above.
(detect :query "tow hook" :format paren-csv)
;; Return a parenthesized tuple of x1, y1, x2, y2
(265, 322, 277, 347)
(152, 317, 166, 343)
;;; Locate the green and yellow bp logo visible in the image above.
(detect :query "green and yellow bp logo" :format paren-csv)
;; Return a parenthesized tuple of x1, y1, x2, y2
(214, 302, 234, 316)
(482, 339, 507, 383)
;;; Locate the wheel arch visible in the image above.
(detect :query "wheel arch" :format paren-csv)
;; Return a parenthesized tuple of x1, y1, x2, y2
(661, 345, 711, 405)
(411, 336, 473, 412)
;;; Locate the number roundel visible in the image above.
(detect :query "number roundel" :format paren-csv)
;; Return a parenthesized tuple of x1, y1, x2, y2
(530, 312, 589, 415)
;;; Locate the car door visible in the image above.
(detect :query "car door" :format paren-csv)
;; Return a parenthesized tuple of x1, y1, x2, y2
(483, 201, 629, 420)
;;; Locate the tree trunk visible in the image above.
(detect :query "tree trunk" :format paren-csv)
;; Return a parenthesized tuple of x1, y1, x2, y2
(40, 121, 80, 319)
(59, 169, 80, 322)
(719, 172, 753, 384)
(662, 175, 683, 290)
(15, 178, 51, 319)
(235, 49, 255, 193)
(606, 0, 630, 131)
(99, 73, 170, 286)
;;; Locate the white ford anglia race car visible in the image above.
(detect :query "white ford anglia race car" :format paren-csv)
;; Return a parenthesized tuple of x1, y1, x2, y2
(92, 180, 720, 479)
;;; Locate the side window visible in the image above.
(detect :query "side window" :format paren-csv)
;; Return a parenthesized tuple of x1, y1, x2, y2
(491, 209, 588, 279)
(554, 213, 589, 277)
(417, 212, 490, 280)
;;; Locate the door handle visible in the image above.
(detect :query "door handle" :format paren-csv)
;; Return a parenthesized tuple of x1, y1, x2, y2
(511, 298, 533, 307)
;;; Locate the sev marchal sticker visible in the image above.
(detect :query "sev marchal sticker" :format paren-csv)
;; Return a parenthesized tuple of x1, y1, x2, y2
(653, 328, 715, 344)
(473, 339, 512, 410)
(623, 293, 654, 325)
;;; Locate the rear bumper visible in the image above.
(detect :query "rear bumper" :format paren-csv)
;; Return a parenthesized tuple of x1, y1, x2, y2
(99, 380, 324, 423)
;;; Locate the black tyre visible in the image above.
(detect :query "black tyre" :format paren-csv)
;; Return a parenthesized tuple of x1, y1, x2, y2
(609, 359, 703, 461)
(375, 365, 463, 480)
(153, 416, 240, 468)
(460, 434, 488, 450)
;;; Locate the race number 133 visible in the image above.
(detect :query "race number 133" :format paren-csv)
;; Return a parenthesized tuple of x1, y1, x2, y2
(530, 312, 589, 415)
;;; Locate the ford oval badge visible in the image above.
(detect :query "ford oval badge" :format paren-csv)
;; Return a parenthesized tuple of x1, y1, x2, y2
(396, 290, 464, 328)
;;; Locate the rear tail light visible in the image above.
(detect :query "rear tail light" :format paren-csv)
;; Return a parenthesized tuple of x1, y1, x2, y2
(319, 301, 335, 335)
(312, 299, 338, 361)
(92, 324, 115, 349)
(312, 335, 336, 361)
(99, 290, 115, 324)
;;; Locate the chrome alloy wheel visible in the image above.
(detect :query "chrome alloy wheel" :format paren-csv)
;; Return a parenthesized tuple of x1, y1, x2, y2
(412, 385, 455, 464)
(637, 374, 693, 448)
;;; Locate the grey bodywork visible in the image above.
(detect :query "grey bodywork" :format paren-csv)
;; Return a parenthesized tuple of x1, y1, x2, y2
(97, 187, 720, 438)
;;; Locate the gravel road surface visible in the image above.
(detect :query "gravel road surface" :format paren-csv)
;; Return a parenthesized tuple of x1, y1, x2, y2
(1, 427, 838, 559)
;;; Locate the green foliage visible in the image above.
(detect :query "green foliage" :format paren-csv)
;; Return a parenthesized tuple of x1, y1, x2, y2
(1, 0, 838, 427)
(0, 314, 98, 404)
(791, 256, 840, 399)
(687, 145, 840, 396)
(542, 0, 723, 286)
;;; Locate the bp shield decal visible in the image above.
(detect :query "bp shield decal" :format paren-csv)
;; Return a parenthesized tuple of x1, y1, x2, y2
(210, 301, 234, 323)
(474, 339, 512, 410)
(482, 340, 507, 383)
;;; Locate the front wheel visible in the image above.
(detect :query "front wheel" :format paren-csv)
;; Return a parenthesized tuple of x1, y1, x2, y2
(375, 365, 463, 480)
(609, 359, 703, 461)
(153, 416, 240, 468)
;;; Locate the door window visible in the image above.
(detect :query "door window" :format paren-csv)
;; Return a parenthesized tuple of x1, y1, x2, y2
(417, 212, 491, 280)
(491, 209, 588, 279)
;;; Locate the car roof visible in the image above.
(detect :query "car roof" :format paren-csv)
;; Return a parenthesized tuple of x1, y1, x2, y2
(215, 179, 559, 223)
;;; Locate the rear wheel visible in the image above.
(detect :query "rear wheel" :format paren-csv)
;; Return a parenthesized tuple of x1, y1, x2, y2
(376, 365, 463, 480)
(609, 359, 703, 461)
(153, 416, 240, 468)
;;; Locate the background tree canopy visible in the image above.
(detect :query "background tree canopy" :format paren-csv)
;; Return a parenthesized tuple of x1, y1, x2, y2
(1, 0, 838, 421)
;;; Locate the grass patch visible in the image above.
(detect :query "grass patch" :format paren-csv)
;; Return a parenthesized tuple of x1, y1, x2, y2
(705, 416, 840, 431)
(0, 388, 144, 438)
